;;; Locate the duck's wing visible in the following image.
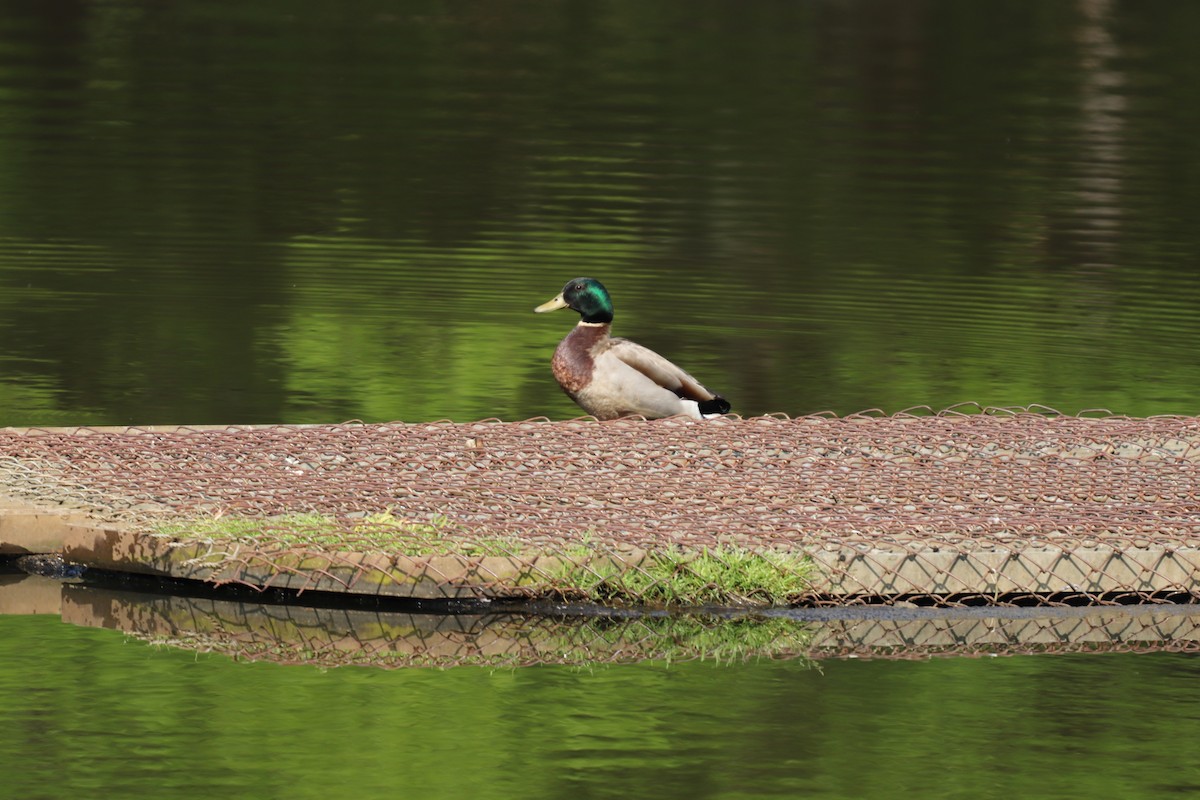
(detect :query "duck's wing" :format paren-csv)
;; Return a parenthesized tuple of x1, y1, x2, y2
(606, 337, 720, 402)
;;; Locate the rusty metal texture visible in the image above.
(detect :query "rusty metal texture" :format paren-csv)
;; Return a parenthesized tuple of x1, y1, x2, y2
(4, 405, 1200, 606)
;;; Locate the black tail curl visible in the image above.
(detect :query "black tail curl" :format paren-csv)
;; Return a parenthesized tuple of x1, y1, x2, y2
(698, 396, 731, 415)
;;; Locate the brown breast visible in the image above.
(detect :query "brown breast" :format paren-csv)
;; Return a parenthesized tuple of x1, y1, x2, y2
(551, 323, 609, 395)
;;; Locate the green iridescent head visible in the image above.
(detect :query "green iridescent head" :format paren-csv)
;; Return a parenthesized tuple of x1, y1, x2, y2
(534, 277, 614, 323)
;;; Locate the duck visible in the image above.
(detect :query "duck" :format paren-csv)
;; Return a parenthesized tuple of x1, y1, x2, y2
(534, 277, 731, 420)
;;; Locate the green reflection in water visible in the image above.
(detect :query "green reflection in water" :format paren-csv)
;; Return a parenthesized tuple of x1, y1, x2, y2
(0, 2, 1199, 424)
(1, 614, 1199, 799)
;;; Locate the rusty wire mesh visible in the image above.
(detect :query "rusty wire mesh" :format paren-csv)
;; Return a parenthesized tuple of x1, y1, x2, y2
(4, 405, 1200, 606)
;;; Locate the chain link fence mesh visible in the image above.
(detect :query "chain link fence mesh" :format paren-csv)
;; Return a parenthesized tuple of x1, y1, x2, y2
(4, 405, 1200, 607)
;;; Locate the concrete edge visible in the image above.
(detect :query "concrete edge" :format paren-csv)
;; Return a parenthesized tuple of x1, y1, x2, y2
(0, 509, 96, 555)
(45, 525, 1200, 603)
(59, 526, 639, 601)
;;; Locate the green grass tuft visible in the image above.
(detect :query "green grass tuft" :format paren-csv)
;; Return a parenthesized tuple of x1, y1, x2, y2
(546, 544, 813, 607)
(150, 511, 519, 557)
(149, 513, 813, 607)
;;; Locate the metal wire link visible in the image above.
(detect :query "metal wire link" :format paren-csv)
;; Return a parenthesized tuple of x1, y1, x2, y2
(4, 406, 1200, 606)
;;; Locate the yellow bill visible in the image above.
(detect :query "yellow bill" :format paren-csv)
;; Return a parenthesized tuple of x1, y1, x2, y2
(534, 294, 569, 313)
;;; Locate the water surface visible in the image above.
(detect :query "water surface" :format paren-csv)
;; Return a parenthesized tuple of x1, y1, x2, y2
(1, 1, 1200, 424)
(2, 612, 1199, 800)
(2, 2, 1199, 797)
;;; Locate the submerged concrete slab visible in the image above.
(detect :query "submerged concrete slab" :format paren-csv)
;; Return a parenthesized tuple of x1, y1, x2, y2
(60, 525, 607, 601)
(0, 512, 87, 555)
(7, 415, 1200, 605)
(806, 545, 1200, 598)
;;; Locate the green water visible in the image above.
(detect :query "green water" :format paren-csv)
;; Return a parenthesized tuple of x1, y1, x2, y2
(2, 613, 1198, 800)
(2, 0, 1200, 424)
(3, 1, 1200, 795)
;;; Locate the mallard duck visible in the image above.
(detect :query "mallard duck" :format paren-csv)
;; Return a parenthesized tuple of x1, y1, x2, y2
(534, 277, 731, 420)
